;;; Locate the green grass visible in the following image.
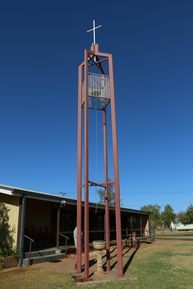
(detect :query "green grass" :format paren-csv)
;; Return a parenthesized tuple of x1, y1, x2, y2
(1, 240, 193, 289)
(156, 230, 193, 236)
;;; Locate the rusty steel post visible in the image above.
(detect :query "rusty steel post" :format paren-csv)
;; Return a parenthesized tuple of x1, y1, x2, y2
(103, 109, 110, 271)
(77, 64, 83, 273)
(108, 54, 123, 277)
(84, 49, 89, 280)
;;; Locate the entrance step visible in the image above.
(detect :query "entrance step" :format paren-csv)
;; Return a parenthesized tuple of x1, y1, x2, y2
(23, 247, 68, 265)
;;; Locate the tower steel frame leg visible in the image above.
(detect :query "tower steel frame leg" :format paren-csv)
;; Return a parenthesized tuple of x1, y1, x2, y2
(84, 50, 89, 280)
(77, 64, 83, 274)
(103, 109, 110, 272)
(108, 54, 123, 277)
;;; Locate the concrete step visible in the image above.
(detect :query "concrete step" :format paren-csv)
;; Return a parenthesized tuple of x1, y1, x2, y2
(24, 246, 67, 258)
(23, 252, 67, 265)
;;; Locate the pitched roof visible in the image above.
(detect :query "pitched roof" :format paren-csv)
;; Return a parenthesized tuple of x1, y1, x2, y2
(0, 184, 150, 216)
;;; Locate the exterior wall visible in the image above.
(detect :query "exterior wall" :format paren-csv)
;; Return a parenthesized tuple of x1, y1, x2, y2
(144, 217, 150, 237)
(0, 193, 20, 247)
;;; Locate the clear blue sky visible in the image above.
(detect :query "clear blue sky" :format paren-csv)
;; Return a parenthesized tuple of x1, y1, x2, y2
(0, 0, 193, 213)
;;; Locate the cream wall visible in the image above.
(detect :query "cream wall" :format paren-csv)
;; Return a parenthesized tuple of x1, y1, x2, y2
(0, 194, 20, 247)
(144, 218, 150, 237)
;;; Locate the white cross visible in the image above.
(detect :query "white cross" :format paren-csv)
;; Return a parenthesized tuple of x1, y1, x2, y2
(87, 20, 102, 44)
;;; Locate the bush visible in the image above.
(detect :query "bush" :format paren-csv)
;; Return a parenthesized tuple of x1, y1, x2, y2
(0, 203, 14, 257)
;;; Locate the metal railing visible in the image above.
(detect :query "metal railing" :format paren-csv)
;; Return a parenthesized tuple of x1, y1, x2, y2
(24, 234, 34, 264)
(57, 232, 69, 256)
(57, 228, 152, 249)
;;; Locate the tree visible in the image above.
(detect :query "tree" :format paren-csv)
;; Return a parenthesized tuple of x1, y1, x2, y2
(161, 204, 176, 228)
(97, 182, 115, 206)
(0, 203, 14, 256)
(177, 211, 189, 225)
(140, 204, 162, 229)
(186, 203, 193, 224)
(177, 204, 193, 225)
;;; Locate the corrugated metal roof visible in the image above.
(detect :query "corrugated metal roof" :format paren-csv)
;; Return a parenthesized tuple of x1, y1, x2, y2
(0, 184, 150, 216)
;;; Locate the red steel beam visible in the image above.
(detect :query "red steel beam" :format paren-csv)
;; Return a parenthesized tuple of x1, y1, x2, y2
(76, 64, 83, 274)
(103, 109, 110, 271)
(81, 180, 114, 189)
(108, 54, 123, 277)
(84, 49, 89, 280)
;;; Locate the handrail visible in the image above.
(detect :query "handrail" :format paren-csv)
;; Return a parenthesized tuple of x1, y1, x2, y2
(57, 232, 69, 256)
(58, 232, 70, 240)
(24, 234, 34, 264)
(24, 235, 34, 243)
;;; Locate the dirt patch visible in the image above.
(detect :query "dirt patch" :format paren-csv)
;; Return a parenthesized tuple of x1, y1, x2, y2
(0, 267, 29, 276)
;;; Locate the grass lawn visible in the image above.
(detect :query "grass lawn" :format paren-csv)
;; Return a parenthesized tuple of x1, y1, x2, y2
(1, 239, 193, 289)
(156, 230, 193, 236)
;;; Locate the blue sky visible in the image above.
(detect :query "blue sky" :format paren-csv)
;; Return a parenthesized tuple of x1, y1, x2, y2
(0, 0, 193, 213)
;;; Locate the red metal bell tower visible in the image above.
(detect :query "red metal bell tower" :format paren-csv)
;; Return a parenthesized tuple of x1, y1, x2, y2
(76, 21, 123, 280)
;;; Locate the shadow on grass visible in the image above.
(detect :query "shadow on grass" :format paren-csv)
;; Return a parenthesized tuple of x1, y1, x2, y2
(85, 245, 139, 277)
(87, 247, 118, 271)
(110, 246, 133, 271)
(87, 245, 139, 279)
(123, 246, 140, 274)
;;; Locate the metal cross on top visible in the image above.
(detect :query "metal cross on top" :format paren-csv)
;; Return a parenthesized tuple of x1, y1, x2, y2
(87, 20, 102, 44)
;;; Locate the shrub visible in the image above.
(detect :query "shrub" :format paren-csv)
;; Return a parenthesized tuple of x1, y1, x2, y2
(0, 203, 14, 257)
